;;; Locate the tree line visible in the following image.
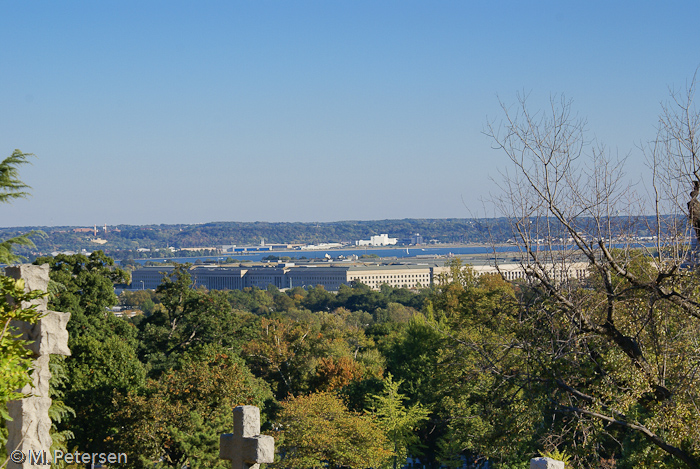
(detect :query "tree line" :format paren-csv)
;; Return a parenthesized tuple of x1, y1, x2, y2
(0, 218, 506, 260)
(0, 215, 669, 264)
(6, 247, 699, 468)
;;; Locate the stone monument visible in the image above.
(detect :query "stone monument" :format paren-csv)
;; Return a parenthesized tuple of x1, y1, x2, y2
(530, 456, 565, 469)
(5, 264, 71, 469)
(220, 406, 274, 469)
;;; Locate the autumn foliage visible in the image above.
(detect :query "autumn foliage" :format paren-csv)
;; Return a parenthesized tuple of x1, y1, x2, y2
(275, 392, 393, 469)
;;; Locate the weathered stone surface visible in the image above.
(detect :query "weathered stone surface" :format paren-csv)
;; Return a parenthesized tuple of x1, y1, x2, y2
(236, 406, 261, 438)
(220, 406, 275, 469)
(220, 434, 236, 460)
(11, 311, 71, 357)
(6, 265, 70, 357)
(5, 264, 50, 309)
(5, 264, 71, 469)
(7, 397, 53, 469)
(530, 457, 565, 469)
(242, 435, 275, 464)
(18, 355, 51, 396)
(28, 310, 71, 356)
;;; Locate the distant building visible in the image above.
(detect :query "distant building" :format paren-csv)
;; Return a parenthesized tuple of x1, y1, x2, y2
(130, 266, 176, 290)
(431, 262, 589, 283)
(300, 243, 344, 250)
(219, 245, 273, 252)
(130, 261, 589, 292)
(193, 266, 248, 290)
(355, 234, 398, 246)
(410, 233, 424, 245)
(346, 264, 431, 289)
(132, 263, 432, 291)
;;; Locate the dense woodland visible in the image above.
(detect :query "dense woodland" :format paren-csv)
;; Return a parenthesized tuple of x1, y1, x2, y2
(0, 248, 697, 469)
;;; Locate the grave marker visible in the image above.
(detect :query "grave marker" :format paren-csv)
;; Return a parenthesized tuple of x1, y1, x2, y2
(5, 264, 71, 469)
(220, 406, 274, 469)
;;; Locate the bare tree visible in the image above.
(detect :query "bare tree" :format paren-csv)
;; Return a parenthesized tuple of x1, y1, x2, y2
(485, 79, 700, 468)
(648, 72, 700, 251)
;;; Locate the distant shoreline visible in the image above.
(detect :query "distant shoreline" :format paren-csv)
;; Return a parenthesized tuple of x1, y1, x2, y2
(282, 242, 504, 251)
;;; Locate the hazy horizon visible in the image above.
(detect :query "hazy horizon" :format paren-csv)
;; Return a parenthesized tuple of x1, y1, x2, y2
(0, 214, 678, 232)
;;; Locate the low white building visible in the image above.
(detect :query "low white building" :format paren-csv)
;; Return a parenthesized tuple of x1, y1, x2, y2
(301, 243, 345, 250)
(356, 234, 397, 246)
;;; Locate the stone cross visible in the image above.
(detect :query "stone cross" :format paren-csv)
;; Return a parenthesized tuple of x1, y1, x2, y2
(5, 264, 71, 469)
(220, 406, 274, 469)
(530, 456, 565, 469)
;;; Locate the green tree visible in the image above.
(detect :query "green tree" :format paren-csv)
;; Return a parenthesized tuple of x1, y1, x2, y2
(243, 317, 315, 398)
(372, 373, 430, 469)
(0, 150, 47, 456)
(244, 312, 381, 400)
(114, 346, 272, 469)
(428, 268, 539, 466)
(0, 151, 38, 264)
(380, 315, 443, 424)
(138, 264, 258, 373)
(378, 265, 535, 468)
(275, 392, 393, 469)
(119, 289, 160, 312)
(0, 276, 46, 417)
(34, 251, 131, 341)
(47, 357, 76, 459)
(302, 285, 335, 312)
(64, 334, 146, 455)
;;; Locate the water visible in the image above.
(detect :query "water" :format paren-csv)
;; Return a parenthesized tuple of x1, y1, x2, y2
(123, 242, 659, 266)
(125, 245, 522, 265)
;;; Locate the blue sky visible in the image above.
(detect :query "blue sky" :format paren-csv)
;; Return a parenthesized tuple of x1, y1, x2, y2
(1, 1, 698, 227)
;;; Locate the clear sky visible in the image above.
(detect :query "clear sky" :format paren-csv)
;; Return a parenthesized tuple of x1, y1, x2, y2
(1, 1, 698, 227)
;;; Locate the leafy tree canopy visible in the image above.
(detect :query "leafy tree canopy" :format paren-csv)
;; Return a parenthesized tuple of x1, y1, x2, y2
(0, 150, 38, 264)
(275, 392, 393, 469)
(371, 373, 430, 469)
(114, 345, 272, 469)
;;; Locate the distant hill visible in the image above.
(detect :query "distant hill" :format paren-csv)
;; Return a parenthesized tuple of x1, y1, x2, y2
(0, 216, 666, 261)
(166, 219, 500, 247)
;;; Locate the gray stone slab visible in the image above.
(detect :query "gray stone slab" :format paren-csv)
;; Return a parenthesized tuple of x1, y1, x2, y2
(220, 406, 274, 469)
(530, 457, 565, 469)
